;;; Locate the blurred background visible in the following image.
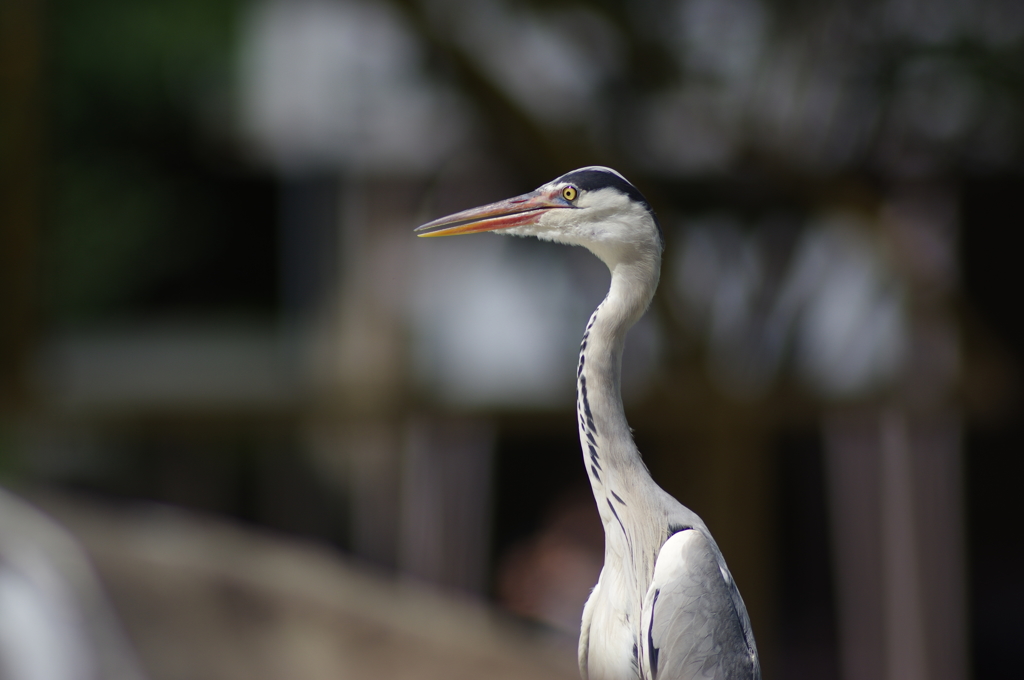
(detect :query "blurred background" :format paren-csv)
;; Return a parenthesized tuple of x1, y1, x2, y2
(1, 0, 1022, 678)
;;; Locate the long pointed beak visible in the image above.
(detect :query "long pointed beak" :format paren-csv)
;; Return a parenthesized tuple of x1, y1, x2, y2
(415, 189, 565, 237)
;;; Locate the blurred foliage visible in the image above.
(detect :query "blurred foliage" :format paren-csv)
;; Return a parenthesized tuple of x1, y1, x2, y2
(52, 0, 238, 101)
(45, 0, 263, 322)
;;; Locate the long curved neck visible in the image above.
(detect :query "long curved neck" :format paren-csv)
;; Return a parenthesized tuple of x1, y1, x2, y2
(576, 257, 661, 517)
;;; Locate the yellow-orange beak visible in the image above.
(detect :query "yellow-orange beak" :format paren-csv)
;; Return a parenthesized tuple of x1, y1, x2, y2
(415, 189, 568, 237)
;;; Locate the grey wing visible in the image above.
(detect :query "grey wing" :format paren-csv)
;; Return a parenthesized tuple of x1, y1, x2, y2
(639, 529, 759, 680)
(579, 582, 598, 679)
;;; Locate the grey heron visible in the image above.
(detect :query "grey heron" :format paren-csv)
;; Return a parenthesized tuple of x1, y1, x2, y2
(416, 167, 760, 680)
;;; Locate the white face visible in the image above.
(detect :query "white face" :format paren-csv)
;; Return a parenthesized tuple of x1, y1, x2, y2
(504, 181, 662, 268)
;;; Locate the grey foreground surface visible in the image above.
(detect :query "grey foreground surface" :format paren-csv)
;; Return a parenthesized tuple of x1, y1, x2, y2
(22, 491, 578, 680)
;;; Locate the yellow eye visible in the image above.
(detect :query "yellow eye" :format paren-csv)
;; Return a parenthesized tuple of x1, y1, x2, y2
(562, 186, 578, 202)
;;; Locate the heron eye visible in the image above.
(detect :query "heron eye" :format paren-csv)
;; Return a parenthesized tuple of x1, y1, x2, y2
(562, 186, 578, 202)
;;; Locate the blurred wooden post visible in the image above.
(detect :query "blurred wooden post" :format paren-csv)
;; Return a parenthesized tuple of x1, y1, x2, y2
(302, 173, 409, 571)
(823, 408, 897, 680)
(0, 0, 43, 411)
(307, 175, 499, 594)
(824, 408, 967, 680)
(399, 416, 496, 594)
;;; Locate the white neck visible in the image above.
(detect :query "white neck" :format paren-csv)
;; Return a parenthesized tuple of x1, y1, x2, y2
(576, 257, 661, 527)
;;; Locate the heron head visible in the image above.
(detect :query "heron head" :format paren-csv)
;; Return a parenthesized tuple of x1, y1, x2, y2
(416, 166, 663, 268)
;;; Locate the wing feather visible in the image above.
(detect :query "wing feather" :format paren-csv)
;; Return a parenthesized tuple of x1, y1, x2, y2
(639, 530, 759, 680)
(579, 583, 598, 680)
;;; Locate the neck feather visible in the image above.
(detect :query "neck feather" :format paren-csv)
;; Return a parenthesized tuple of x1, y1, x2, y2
(576, 258, 660, 512)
